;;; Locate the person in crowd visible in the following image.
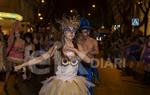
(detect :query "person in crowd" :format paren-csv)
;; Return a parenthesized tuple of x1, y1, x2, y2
(6, 21, 25, 89)
(23, 32, 35, 80)
(7, 21, 25, 65)
(0, 26, 7, 81)
(44, 33, 55, 51)
(33, 32, 44, 51)
(14, 15, 95, 95)
(32, 32, 38, 50)
(125, 38, 141, 76)
(141, 37, 150, 84)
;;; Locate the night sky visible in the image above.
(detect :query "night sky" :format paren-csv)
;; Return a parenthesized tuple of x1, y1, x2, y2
(38, 0, 110, 27)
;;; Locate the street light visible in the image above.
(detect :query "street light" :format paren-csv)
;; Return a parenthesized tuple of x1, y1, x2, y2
(137, 1, 141, 4)
(41, 0, 45, 3)
(92, 4, 96, 8)
(70, 10, 73, 13)
(40, 17, 43, 20)
(0, 12, 23, 21)
(137, 1, 143, 5)
(88, 13, 91, 16)
(38, 13, 41, 16)
(101, 25, 105, 29)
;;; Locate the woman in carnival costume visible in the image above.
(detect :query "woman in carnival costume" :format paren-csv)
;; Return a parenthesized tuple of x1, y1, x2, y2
(15, 15, 95, 95)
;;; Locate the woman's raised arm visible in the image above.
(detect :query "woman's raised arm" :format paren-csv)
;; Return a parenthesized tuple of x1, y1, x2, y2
(15, 45, 57, 71)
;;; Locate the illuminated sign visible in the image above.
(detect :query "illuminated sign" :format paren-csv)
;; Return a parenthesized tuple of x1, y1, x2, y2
(131, 18, 139, 26)
(0, 12, 23, 21)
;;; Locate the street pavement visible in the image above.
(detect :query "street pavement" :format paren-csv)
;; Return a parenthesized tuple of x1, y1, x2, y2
(94, 68, 150, 95)
(1, 67, 150, 95)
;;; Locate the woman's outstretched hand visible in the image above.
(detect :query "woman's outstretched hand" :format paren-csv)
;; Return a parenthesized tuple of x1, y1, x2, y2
(14, 65, 23, 71)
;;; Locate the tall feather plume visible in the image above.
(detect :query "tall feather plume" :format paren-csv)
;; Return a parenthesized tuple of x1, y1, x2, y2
(56, 14, 80, 31)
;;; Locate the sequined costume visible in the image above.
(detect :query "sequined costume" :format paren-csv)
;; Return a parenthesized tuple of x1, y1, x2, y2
(39, 50, 95, 95)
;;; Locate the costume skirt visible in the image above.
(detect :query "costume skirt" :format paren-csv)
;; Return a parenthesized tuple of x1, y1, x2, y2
(39, 76, 95, 95)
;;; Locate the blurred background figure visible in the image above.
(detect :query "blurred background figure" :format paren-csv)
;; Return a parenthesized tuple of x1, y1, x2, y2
(7, 21, 25, 64)
(23, 32, 35, 80)
(141, 37, 150, 84)
(0, 25, 7, 81)
(6, 21, 25, 90)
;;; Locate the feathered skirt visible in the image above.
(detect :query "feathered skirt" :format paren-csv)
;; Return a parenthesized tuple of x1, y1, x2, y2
(39, 76, 95, 95)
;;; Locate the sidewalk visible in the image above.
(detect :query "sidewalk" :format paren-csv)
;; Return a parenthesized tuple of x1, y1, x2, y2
(0, 82, 4, 95)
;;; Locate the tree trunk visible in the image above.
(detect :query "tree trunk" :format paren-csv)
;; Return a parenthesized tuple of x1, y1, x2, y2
(144, 17, 148, 37)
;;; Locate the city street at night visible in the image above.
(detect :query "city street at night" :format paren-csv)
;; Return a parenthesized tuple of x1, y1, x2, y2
(0, 0, 150, 95)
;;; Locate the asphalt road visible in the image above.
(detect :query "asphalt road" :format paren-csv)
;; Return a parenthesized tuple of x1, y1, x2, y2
(1, 66, 150, 95)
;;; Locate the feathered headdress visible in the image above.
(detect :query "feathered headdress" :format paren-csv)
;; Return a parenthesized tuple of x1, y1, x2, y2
(56, 14, 80, 32)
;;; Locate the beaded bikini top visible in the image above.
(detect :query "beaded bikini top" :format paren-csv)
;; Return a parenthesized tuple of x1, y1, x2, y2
(61, 51, 79, 66)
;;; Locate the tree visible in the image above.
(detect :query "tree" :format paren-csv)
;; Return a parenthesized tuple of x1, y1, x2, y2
(109, 0, 135, 36)
(137, 0, 150, 36)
